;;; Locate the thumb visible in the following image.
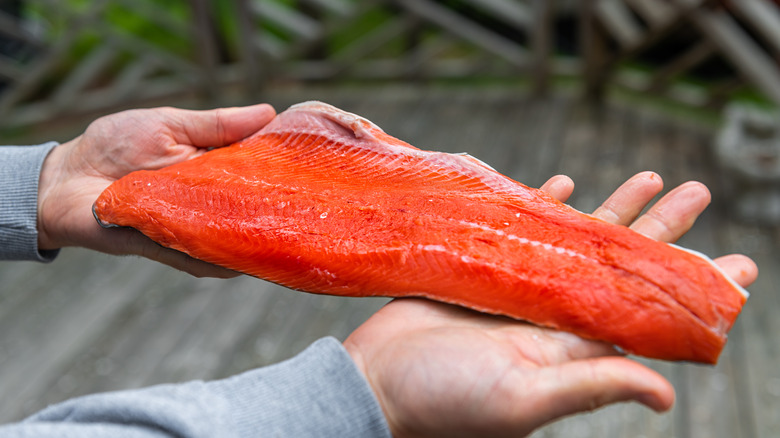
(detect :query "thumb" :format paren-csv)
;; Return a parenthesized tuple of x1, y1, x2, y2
(168, 103, 277, 148)
(529, 357, 675, 424)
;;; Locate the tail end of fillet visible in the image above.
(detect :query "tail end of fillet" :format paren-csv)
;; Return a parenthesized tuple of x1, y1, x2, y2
(668, 243, 750, 300)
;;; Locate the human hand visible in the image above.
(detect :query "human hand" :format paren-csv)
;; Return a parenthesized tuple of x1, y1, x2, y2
(37, 104, 276, 277)
(344, 171, 758, 438)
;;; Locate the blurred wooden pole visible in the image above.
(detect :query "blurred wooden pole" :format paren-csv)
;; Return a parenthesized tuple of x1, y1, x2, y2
(580, 0, 609, 103)
(531, 0, 554, 97)
(190, 0, 219, 102)
(235, 0, 264, 99)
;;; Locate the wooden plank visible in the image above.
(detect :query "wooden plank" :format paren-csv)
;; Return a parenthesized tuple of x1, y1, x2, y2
(190, 0, 220, 101)
(673, 0, 780, 106)
(581, 0, 611, 102)
(463, 0, 534, 29)
(400, 33, 459, 78)
(412, 90, 506, 163)
(551, 101, 604, 195)
(395, 0, 529, 68)
(301, 0, 354, 17)
(531, 0, 554, 96)
(106, 281, 252, 388)
(234, 0, 266, 96)
(503, 97, 569, 187)
(706, 77, 745, 109)
(277, 0, 386, 68)
(0, 8, 203, 127)
(624, 0, 675, 28)
(149, 280, 294, 383)
(110, 55, 161, 100)
(646, 40, 716, 93)
(36, 263, 225, 401)
(0, 73, 202, 128)
(330, 16, 418, 66)
(249, 0, 322, 41)
(0, 55, 23, 81)
(252, 30, 290, 60)
(614, 69, 711, 108)
(0, 26, 82, 118)
(283, 54, 525, 81)
(0, 10, 42, 44)
(595, 0, 643, 48)
(465, 95, 533, 181)
(717, 222, 780, 437)
(0, 250, 158, 421)
(51, 42, 118, 109)
(112, 0, 191, 36)
(728, 0, 780, 56)
(91, 22, 200, 76)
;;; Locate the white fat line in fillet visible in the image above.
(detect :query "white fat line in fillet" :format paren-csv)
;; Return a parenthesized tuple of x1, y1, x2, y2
(456, 221, 590, 261)
(415, 244, 487, 269)
(443, 222, 750, 300)
(417, 223, 590, 262)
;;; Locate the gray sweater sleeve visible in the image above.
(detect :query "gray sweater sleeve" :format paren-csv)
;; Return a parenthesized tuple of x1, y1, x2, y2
(0, 337, 392, 437)
(0, 145, 391, 436)
(0, 143, 61, 262)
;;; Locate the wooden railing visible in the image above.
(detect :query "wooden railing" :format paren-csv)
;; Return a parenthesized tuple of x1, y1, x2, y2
(3, 0, 780, 130)
(0, 0, 211, 128)
(229, 0, 572, 93)
(583, 0, 780, 109)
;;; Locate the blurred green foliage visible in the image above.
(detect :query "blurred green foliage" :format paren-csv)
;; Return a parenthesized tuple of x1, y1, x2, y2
(23, 0, 193, 57)
(9, 0, 769, 121)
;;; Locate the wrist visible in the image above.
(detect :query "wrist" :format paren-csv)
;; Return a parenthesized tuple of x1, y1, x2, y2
(210, 337, 392, 437)
(344, 339, 402, 438)
(37, 141, 71, 249)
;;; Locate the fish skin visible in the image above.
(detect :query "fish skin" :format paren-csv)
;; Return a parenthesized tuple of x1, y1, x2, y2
(93, 101, 748, 364)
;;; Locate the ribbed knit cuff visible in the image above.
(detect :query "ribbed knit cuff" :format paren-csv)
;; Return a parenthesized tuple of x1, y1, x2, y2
(0, 142, 61, 262)
(210, 337, 392, 438)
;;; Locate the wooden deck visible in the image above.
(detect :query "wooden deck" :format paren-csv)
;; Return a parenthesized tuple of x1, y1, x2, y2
(1, 85, 778, 437)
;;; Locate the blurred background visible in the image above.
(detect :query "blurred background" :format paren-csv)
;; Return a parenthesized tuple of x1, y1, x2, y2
(1, 0, 780, 436)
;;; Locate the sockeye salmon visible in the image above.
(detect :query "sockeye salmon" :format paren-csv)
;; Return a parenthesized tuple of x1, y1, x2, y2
(93, 101, 749, 364)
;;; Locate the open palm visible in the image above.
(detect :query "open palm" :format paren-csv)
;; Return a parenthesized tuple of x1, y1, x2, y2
(36, 104, 276, 277)
(344, 172, 757, 438)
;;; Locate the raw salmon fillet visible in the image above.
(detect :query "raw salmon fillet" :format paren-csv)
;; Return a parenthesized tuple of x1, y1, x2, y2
(93, 101, 749, 364)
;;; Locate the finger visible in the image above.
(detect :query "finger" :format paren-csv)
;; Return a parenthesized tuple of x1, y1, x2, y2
(170, 104, 277, 148)
(142, 245, 241, 279)
(715, 254, 759, 288)
(536, 329, 623, 361)
(488, 321, 623, 366)
(112, 228, 240, 278)
(526, 357, 675, 427)
(539, 175, 574, 202)
(591, 171, 663, 225)
(630, 181, 711, 242)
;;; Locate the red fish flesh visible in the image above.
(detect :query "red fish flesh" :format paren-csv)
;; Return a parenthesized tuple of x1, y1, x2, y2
(93, 101, 749, 364)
